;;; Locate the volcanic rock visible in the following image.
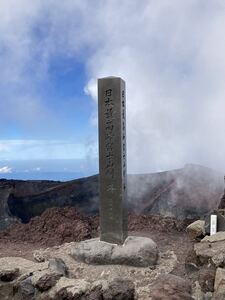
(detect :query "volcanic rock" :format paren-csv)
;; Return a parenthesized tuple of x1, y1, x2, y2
(101, 278, 135, 300)
(194, 240, 225, 267)
(198, 268, 215, 293)
(31, 270, 61, 292)
(213, 268, 225, 299)
(0, 267, 19, 282)
(202, 232, 225, 243)
(187, 220, 205, 240)
(17, 277, 35, 300)
(71, 236, 159, 267)
(0, 207, 97, 247)
(150, 274, 192, 300)
(48, 258, 68, 277)
(33, 250, 46, 263)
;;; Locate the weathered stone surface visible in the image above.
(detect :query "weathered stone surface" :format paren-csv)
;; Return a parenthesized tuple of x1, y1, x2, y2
(205, 292, 213, 299)
(17, 277, 36, 300)
(111, 236, 158, 267)
(202, 232, 225, 243)
(71, 238, 113, 265)
(102, 278, 135, 300)
(198, 268, 215, 293)
(185, 249, 200, 273)
(48, 258, 67, 276)
(0, 282, 14, 300)
(187, 220, 205, 240)
(213, 268, 225, 300)
(212, 252, 225, 268)
(214, 268, 225, 292)
(0, 257, 48, 275)
(71, 236, 158, 267)
(0, 267, 19, 282)
(150, 274, 193, 300)
(47, 277, 90, 299)
(33, 250, 46, 263)
(194, 241, 225, 267)
(0, 257, 47, 299)
(40, 277, 135, 300)
(98, 77, 127, 245)
(38, 242, 177, 300)
(192, 281, 204, 300)
(31, 270, 61, 292)
(0, 245, 179, 300)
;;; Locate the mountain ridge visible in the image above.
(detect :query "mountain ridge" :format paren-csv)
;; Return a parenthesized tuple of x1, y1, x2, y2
(0, 164, 223, 229)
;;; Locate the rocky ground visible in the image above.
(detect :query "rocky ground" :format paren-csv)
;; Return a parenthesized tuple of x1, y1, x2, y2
(0, 207, 224, 299)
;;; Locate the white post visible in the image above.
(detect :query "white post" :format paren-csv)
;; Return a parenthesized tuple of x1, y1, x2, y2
(210, 214, 217, 235)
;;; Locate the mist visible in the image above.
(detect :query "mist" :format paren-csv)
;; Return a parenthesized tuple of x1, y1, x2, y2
(1, 1, 225, 173)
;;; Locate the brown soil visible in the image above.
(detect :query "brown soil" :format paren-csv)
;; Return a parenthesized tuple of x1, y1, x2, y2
(0, 207, 193, 247)
(0, 207, 194, 279)
(0, 207, 97, 247)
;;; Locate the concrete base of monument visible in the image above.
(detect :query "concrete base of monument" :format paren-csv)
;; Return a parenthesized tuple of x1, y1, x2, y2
(70, 236, 159, 267)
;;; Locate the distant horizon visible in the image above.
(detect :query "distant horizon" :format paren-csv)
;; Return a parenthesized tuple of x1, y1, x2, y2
(0, 160, 223, 182)
(0, 158, 98, 181)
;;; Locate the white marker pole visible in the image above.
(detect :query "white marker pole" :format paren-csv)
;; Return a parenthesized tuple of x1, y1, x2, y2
(210, 214, 217, 236)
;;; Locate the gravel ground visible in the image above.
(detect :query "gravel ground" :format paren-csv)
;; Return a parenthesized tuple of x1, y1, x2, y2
(0, 207, 195, 294)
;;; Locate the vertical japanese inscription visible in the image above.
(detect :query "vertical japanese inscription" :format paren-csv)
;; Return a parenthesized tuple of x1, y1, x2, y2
(98, 77, 127, 245)
(104, 88, 115, 180)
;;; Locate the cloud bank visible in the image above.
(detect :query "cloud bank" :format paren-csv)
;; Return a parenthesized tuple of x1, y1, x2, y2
(1, 0, 225, 173)
(0, 166, 12, 174)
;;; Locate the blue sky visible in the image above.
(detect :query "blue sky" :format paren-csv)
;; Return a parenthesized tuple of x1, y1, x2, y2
(1, 59, 94, 140)
(1, 0, 225, 178)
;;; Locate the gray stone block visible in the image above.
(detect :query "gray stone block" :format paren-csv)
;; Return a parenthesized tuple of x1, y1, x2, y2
(48, 258, 67, 276)
(111, 236, 158, 267)
(71, 236, 158, 267)
(98, 77, 127, 245)
(71, 238, 113, 265)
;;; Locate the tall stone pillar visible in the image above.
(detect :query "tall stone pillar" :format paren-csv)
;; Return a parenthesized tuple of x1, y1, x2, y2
(98, 77, 127, 244)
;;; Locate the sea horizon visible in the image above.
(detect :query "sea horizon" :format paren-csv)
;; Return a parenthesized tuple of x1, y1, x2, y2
(0, 159, 98, 181)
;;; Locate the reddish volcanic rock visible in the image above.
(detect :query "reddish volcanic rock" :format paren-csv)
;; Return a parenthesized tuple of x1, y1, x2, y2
(0, 207, 193, 248)
(128, 214, 193, 233)
(0, 207, 98, 247)
(150, 274, 192, 300)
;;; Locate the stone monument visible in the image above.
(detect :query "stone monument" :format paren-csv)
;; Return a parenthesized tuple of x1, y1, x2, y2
(71, 77, 159, 267)
(98, 77, 127, 244)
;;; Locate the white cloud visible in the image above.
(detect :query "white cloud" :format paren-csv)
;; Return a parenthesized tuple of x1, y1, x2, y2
(1, 1, 225, 172)
(0, 140, 92, 160)
(0, 166, 12, 174)
(84, 78, 97, 103)
(82, 0, 225, 173)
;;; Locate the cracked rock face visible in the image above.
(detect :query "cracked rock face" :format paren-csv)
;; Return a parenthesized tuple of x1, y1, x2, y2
(71, 236, 159, 267)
